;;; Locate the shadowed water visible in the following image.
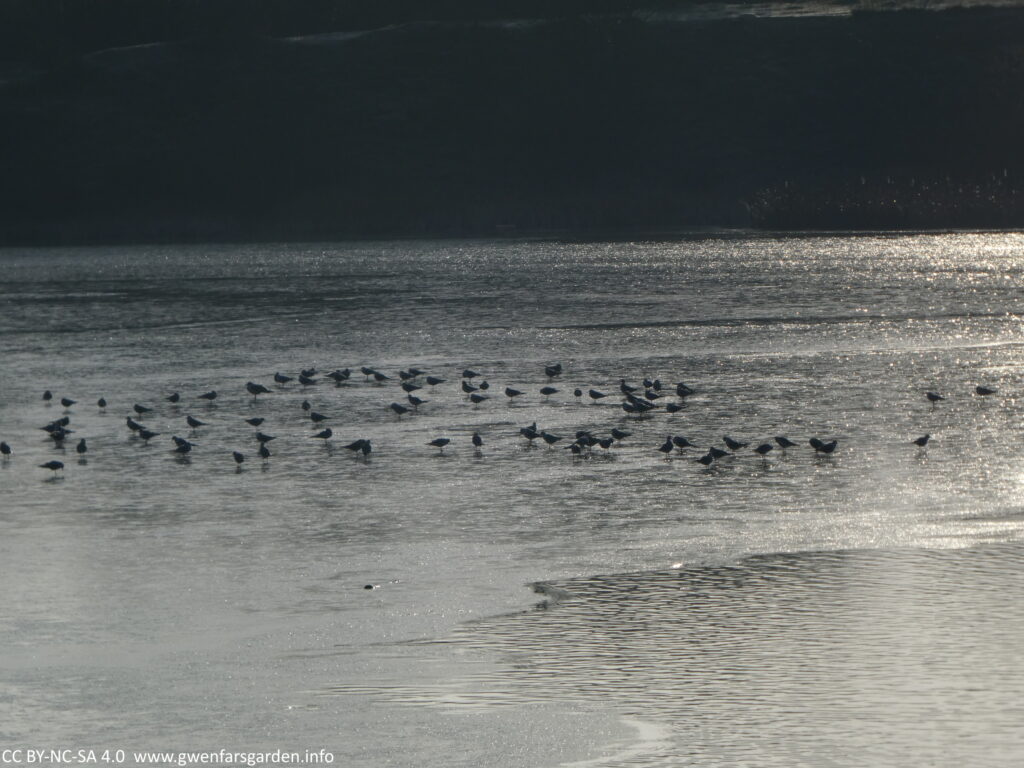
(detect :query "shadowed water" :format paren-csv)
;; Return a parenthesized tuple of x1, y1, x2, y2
(1, 233, 1024, 765)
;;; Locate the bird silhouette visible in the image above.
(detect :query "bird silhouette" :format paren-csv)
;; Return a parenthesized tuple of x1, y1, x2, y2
(246, 381, 271, 399)
(167, 392, 180, 403)
(390, 403, 410, 417)
(186, 415, 206, 429)
(40, 460, 64, 474)
(428, 438, 451, 453)
(199, 391, 217, 401)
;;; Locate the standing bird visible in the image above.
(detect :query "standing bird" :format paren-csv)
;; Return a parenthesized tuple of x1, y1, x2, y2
(461, 380, 479, 394)
(60, 397, 76, 409)
(255, 432, 276, 444)
(724, 436, 748, 452)
(400, 382, 422, 394)
(472, 432, 483, 449)
(588, 389, 607, 401)
(775, 436, 797, 451)
(408, 394, 428, 409)
(610, 428, 631, 443)
(232, 451, 245, 466)
(312, 428, 333, 441)
(43, 390, 53, 402)
(274, 372, 293, 385)
(462, 369, 480, 379)
(754, 443, 774, 459)
(246, 381, 271, 400)
(372, 372, 390, 384)
(1, 441, 11, 456)
(97, 397, 107, 409)
(913, 434, 931, 450)
(926, 391, 944, 405)
(976, 386, 996, 396)
(138, 429, 159, 442)
(198, 391, 217, 402)
(167, 392, 181, 403)
(479, 380, 490, 390)
(76, 438, 87, 455)
(259, 444, 271, 462)
(245, 417, 265, 427)
(301, 400, 312, 412)
(186, 415, 206, 429)
(540, 431, 562, 448)
(133, 404, 152, 416)
(658, 436, 674, 456)
(470, 393, 489, 404)
(40, 460, 64, 474)
(428, 438, 451, 454)
(672, 436, 695, 452)
(299, 374, 318, 386)
(696, 452, 715, 467)
(390, 403, 410, 418)
(540, 386, 558, 398)
(505, 387, 523, 400)
(426, 376, 445, 386)
(310, 411, 329, 424)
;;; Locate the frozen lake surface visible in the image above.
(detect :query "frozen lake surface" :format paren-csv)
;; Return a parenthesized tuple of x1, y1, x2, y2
(2, 233, 1024, 765)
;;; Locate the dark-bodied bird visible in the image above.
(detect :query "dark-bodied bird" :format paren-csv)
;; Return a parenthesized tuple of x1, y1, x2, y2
(520, 423, 540, 445)
(658, 437, 674, 455)
(133, 404, 152, 416)
(274, 372, 293, 385)
(401, 382, 422, 393)
(913, 434, 931, 449)
(43, 390, 53, 402)
(588, 389, 607, 401)
(723, 436, 747, 452)
(540, 386, 558, 398)
(926, 391, 944, 404)
(310, 411, 329, 424)
(246, 381, 271, 399)
(708, 446, 729, 460)
(479, 380, 489, 390)
(545, 363, 563, 378)
(408, 368, 425, 377)
(299, 374, 317, 386)
(976, 386, 996, 396)
(408, 395, 428, 409)
(60, 397, 76, 408)
(360, 366, 376, 379)
(255, 432, 276, 444)
(426, 376, 445, 386)
(246, 417, 264, 427)
(505, 387, 523, 400)
(172, 435, 195, 450)
(199, 391, 217, 401)
(672, 436, 695, 451)
(461, 380, 479, 394)
(97, 398, 107, 409)
(597, 437, 614, 450)
(775, 436, 797, 450)
(327, 369, 350, 384)
(428, 438, 451, 453)
(167, 392, 180, 403)
(665, 402, 684, 414)
(610, 428, 631, 443)
(398, 370, 414, 381)
(573, 389, 583, 398)
(676, 383, 695, 398)
(40, 460, 64, 474)
(344, 439, 368, 453)
(462, 369, 480, 379)
(300, 368, 318, 378)
(754, 443, 773, 457)
(0, 441, 10, 456)
(472, 432, 483, 448)
(186, 415, 206, 429)
(126, 417, 143, 432)
(76, 438, 87, 455)
(138, 429, 159, 442)
(232, 451, 245, 466)
(313, 428, 333, 441)
(259, 444, 271, 461)
(540, 431, 562, 447)
(470, 393, 489, 404)
(696, 452, 715, 467)
(390, 403, 410, 417)
(372, 372, 390, 383)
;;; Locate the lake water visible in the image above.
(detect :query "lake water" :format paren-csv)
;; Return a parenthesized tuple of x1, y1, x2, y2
(1, 233, 1023, 766)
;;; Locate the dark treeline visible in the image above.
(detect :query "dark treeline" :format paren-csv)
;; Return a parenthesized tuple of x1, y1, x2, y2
(2, 4, 1024, 244)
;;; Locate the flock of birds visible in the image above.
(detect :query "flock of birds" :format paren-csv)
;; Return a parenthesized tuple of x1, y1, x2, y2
(0, 362, 997, 478)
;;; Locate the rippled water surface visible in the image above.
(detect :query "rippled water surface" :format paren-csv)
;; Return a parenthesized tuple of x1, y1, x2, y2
(2, 234, 1024, 765)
